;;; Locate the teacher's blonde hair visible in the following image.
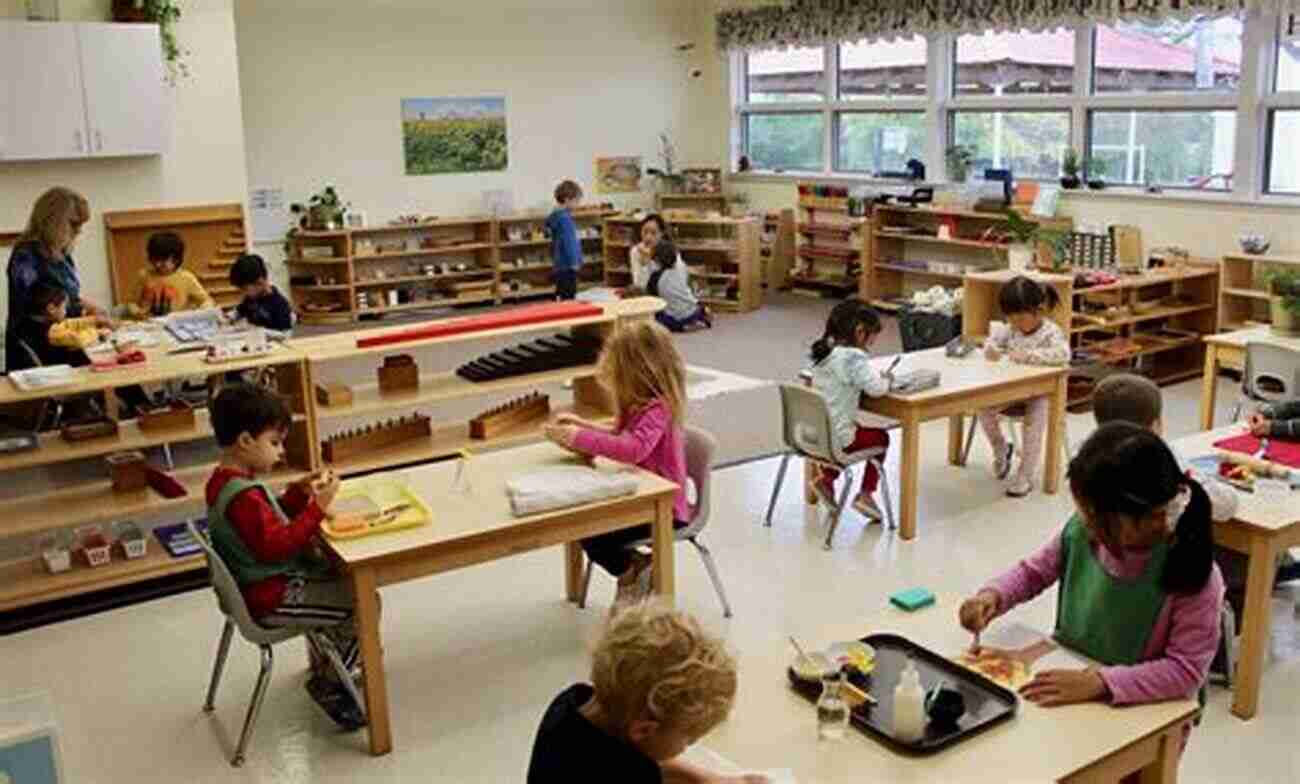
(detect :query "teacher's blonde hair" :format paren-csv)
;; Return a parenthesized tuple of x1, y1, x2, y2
(19, 187, 89, 256)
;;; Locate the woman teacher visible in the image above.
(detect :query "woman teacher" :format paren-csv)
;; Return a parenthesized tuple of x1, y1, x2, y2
(6, 187, 105, 370)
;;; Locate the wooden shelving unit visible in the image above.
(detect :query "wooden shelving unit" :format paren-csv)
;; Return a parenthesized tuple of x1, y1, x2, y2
(1220, 252, 1300, 330)
(0, 349, 317, 613)
(865, 205, 1073, 313)
(656, 192, 728, 215)
(791, 183, 867, 297)
(759, 209, 795, 290)
(496, 209, 613, 300)
(603, 215, 762, 312)
(963, 265, 1220, 410)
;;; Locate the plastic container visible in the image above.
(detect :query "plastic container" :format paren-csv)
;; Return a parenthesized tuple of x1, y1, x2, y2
(114, 521, 147, 559)
(76, 525, 112, 568)
(892, 657, 926, 743)
(38, 532, 72, 574)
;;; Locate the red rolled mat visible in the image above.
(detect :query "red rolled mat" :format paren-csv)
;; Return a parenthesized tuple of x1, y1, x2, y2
(355, 302, 604, 349)
(1213, 433, 1300, 468)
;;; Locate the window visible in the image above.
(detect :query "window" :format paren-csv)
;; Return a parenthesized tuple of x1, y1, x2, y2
(1278, 17, 1300, 91)
(1089, 110, 1236, 189)
(836, 112, 926, 174)
(1267, 111, 1300, 194)
(951, 111, 1071, 180)
(839, 37, 927, 99)
(746, 47, 825, 103)
(955, 28, 1074, 96)
(1093, 17, 1242, 94)
(745, 113, 825, 171)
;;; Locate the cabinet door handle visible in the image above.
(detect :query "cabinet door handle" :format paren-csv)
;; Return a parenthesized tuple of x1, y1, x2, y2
(95, 130, 103, 151)
(74, 130, 83, 152)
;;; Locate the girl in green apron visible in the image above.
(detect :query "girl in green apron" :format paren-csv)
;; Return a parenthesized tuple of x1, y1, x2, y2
(961, 422, 1224, 711)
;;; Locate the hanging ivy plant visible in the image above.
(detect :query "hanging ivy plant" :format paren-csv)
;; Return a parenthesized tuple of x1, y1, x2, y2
(113, 0, 188, 83)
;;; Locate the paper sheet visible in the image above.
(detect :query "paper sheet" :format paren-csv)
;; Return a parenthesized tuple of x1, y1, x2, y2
(682, 745, 797, 784)
(956, 622, 1089, 689)
(249, 186, 290, 243)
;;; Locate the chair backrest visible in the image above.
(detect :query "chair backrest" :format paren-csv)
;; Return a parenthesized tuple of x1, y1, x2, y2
(186, 520, 276, 643)
(678, 426, 717, 537)
(777, 383, 842, 464)
(1243, 342, 1300, 403)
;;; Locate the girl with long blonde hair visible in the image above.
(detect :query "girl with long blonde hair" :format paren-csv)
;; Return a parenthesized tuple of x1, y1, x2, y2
(545, 320, 689, 604)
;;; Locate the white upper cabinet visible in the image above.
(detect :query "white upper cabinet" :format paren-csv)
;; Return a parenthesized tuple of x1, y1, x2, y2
(0, 21, 165, 162)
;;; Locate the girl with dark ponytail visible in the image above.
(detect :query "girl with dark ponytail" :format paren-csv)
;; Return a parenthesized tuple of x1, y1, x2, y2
(806, 299, 891, 521)
(960, 422, 1223, 723)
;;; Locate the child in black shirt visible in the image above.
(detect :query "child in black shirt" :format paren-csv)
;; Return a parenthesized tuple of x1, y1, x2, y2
(230, 254, 294, 332)
(528, 602, 761, 784)
(12, 283, 99, 369)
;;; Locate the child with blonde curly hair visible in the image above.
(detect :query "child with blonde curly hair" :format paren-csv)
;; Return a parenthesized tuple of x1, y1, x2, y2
(527, 602, 762, 784)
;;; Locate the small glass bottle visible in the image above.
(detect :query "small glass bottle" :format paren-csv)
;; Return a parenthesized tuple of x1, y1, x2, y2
(816, 667, 850, 741)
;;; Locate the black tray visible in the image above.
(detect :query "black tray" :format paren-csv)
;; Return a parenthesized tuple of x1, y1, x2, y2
(786, 633, 1018, 755)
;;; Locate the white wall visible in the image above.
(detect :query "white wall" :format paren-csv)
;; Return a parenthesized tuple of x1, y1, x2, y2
(685, 1, 1300, 260)
(234, 0, 703, 272)
(0, 0, 249, 310)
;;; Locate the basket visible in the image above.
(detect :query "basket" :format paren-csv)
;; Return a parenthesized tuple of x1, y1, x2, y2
(898, 307, 962, 352)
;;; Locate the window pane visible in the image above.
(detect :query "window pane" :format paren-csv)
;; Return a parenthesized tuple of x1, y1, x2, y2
(1094, 17, 1242, 94)
(1089, 111, 1235, 190)
(746, 47, 825, 103)
(836, 112, 926, 174)
(1278, 17, 1300, 91)
(955, 28, 1074, 96)
(839, 37, 926, 99)
(745, 113, 825, 171)
(951, 112, 1070, 180)
(1268, 111, 1300, 194)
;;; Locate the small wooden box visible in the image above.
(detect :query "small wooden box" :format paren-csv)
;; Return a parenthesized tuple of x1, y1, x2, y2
(138, 402, 196, 433)
(378, 355, 419, 394)
(315, 383, 354, 408)
(469, 392, 550, 440)
(106, 450, 149, 493)
(61, 419, 120, 442)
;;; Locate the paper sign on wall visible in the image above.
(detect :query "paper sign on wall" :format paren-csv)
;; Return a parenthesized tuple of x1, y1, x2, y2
(249, 186, 289, 243)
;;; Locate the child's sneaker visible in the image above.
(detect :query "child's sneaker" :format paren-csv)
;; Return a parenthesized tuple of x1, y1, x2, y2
(1005, 475, 1032, 498)
(993, 442, 1015, 480)
(852, 493, 883, 521)
(306, 674, 367, 732)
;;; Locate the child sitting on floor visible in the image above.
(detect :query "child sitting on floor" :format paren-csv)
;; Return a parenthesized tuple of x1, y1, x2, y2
(229, 253, 294, 332)
(961, 423, 1223, 722)
(978, 276, 1070, 497)
(11, 283, 105, 369)
(1248, 399, 1300, 439)
(527, 601, 762, 784)
(543, 321, 690, 607)
(129, 231, 214, 317)
(807, 298, 892, 521)
(646, 240, 712, 333)
(205, 383, 365, 730)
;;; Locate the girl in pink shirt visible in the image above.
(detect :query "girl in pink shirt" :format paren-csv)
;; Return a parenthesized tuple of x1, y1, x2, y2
(960, 422, 1223, 714)
(545, 321, 690, 605)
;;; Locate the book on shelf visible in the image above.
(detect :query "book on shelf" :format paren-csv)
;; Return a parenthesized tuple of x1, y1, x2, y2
(154, 519, 209, 558)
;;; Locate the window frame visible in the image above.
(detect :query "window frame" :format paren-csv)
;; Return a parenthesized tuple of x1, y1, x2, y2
(833, 110, 930, 175)
(730, 13, 1300, 203)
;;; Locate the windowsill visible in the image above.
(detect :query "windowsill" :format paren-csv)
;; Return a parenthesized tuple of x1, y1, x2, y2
(728, 172, 1300, 210)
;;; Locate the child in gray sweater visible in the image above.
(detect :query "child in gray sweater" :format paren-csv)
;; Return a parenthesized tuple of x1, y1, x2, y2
(645, 241, 711, 333)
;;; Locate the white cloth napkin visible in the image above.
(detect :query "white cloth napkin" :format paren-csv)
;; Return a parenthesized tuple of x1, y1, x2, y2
(505, 466, 639, 517)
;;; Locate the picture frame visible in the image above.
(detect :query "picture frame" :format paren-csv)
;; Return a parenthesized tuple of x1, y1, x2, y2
(682, 168, 722, 194)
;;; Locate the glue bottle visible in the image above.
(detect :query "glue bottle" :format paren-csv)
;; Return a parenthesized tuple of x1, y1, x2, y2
(892, 657, 925, 743)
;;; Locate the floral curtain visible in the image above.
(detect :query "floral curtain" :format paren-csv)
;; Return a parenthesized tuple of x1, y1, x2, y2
(716, 0, 1300, 51)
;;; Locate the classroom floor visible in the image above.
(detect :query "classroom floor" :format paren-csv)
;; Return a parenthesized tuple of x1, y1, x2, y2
(5, 294, 1297, 783)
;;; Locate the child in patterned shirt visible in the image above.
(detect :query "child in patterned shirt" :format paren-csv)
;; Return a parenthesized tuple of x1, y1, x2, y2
(979, 276, 1070, 497)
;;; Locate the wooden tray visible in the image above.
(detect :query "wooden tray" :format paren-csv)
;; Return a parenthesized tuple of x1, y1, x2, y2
(787, 633, 1017, 755)
(320, 478, 432, 540)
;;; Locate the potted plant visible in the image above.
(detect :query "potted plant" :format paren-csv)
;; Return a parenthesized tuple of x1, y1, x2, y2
(290, 186, 348, 231)
(1036, 229, 1073, 272)
(113, 1, 187, 83)
(1085, 158, 1107, 190)
(945, 145, 975, 183)
(1003, 210, 1041, 272)
(1267, 269, 1300, 336)
(1060, 149, 1081, 189)
(645, 132, 685, 193)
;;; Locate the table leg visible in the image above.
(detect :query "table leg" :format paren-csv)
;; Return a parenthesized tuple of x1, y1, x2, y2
(1135, 721, 1185, 784)
(352, 567, 392, 755)
(564, 542, 584, 603)
(1042, 373, 1067, 495)
(1233, 534, 1277, 720)
(651, 496, 676, 601)
(1200, 345, 1219, 431)
(899, 414, 920, 540)
(948, 415, 965, 466)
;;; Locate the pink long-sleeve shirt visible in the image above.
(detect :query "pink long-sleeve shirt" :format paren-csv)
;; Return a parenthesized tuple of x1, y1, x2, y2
(984, 524, 1224, 705)
(572, 399, 691, 521)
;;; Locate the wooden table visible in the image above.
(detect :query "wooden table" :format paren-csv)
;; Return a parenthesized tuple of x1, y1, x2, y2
(1200, 327, 1300, 430)
(1169, 427, 1300, 720)
(323, 442, 679, 756)
(816, 348, 1068, 541)
(705, 598, 1197, 783)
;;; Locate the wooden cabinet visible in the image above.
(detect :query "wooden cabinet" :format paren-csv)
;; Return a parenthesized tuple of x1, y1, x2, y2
(0, 21, 164, 162)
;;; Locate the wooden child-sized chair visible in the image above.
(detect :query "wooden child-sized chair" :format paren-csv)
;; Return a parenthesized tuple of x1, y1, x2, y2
(188, 522, 364, 766)
(764, 383, 895, 550)
(577, 426, 733, 617)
